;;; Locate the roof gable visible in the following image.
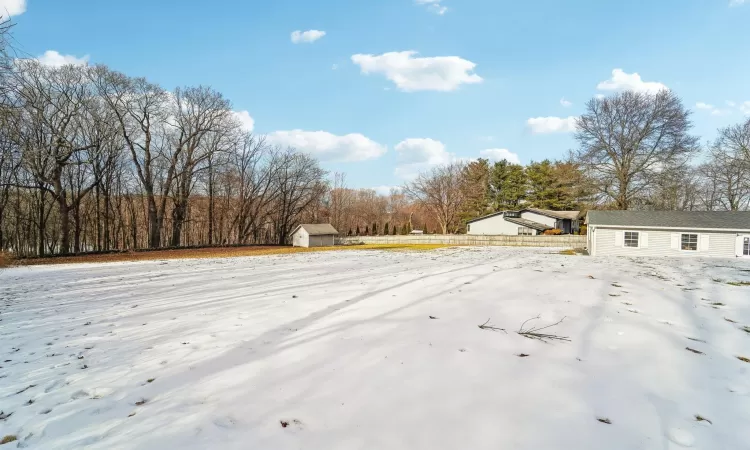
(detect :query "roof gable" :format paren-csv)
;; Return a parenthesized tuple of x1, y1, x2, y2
(295, 224, 339, 235)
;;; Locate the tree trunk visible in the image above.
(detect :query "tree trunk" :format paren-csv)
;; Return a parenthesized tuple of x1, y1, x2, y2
(58, 198, 70, 254)
(147, 194, 159, 248)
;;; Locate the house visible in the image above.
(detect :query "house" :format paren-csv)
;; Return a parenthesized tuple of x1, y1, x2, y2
(466, 208, 581, 236)
(586, 210, 750, 258)
(292, 224, 339, 248)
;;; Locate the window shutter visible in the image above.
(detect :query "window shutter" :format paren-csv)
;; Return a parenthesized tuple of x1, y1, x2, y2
(641, 233, 649, 248)
(671, 233, 679, 250)
(615, 231, 624, 247)
(700, 235, 710, 252)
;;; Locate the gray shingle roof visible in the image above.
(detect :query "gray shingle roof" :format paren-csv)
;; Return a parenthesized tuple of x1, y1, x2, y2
(297, 224, 339, 235)
(587, 211, 750, 230)
(504, 216, 553, 231)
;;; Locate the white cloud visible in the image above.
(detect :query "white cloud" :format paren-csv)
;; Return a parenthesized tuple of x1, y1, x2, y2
(695, 102, 724, 116)
(597, 69, 667, 93)
(351, 51, 482, 92)
(415, 0, 448, 14)
(373, 186, 398, 196)
(726, 100, 737, 107)
(266, 130, 386, 162)
(394, 138, 454, 179)
(526, 116, 578, 134)
(0, 0, 25, 16)
(730, 0, 746, 6)
(479, 148, 520, 164)
(560, 97, 572, 107)
(36, 50, 89, 67)
(331, 64, 338, 70)
(232, 111, 255, 132)
(290, 30, 326, 44)
(741, 101, 750, 115)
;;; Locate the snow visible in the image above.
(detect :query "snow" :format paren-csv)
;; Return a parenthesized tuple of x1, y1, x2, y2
(1, 247, 749, 449)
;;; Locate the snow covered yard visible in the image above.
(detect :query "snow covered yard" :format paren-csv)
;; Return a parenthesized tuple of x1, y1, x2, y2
(1, 247, 749, 450)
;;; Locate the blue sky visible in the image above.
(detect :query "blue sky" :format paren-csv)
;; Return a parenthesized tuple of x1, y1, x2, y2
(6, 0, 750, 192)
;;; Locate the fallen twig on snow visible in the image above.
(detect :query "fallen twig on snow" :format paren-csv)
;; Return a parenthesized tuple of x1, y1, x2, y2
(478, 318, 506, 333)
(516, 315, 570, 343)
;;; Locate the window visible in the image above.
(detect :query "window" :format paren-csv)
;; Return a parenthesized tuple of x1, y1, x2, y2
(467, 224, 471, 232)
(624, 231, 639, 248)
(681, 233, 698, 251)
(744, 237, 749, 256)
(518, 227, 533, 236)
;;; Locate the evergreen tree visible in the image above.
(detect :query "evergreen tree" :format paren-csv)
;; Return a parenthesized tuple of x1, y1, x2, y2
(365, 225, 369, 235)
(490, 160, 528, 210)
(526, 160, 586, 210)
(401, 223, 408, 235)
(356, 225, 360, 236)
(384, 222, 390, 235)
(392, 225, 397, 235)
(458, 158, 492, 225)
(348, 228, 353, 236)
(372, 222, 378, 235)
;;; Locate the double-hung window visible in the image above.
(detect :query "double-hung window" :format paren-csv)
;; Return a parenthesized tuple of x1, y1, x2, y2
(624, 231, 639, 248)
(681, 233, 699, 251)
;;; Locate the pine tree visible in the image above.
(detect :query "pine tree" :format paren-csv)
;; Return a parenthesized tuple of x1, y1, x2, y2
(392, 225, 397, 235)
(348, 228, 353, 236)
(356, 225, 360, 236)
(365, 225, 369, 236)
(384, 222, 390, 235)
(372, 222, 378, 236)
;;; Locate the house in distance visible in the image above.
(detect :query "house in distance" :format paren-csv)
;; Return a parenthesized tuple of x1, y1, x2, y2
(467, 208, 581, 236)
(292, 224, 339, 248)
(586, 210, 750, 258)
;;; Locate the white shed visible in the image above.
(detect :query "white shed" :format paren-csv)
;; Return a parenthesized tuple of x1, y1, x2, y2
(292, 224, 339, 248)
(587, 211, 750, 258)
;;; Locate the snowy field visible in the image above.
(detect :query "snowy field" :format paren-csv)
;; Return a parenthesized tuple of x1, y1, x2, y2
(1, 247, 749, 450)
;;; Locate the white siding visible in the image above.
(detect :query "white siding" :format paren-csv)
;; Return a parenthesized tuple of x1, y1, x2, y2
(467, 214, 521, 235)
(293, 228, 310, 247)
(592, 227, 739, 258)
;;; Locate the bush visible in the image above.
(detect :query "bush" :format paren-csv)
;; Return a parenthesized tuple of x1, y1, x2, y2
(543, 229, 563, 236)
(578, 225, 588, 235)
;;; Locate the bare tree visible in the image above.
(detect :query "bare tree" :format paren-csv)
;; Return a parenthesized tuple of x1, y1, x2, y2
(574, 90, 700, 210)
(167, 86, 234, 246)
(699, 119, 750, 211)
(404, 162, 466, 234)
(91, 66, 171, 248)
(273, 150, 327, 244)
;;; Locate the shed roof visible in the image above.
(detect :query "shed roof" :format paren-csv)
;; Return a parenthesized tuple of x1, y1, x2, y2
(587, 211, 750, 230)
(295, 224, 339, 236)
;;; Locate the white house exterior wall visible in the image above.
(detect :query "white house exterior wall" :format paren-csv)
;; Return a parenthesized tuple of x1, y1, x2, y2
(591, 227, 741, 258)
(467, 214, 520, 235)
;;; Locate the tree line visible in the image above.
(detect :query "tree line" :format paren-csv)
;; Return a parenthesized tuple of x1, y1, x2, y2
(405, 90, 750, 234)
(0, 58, 330, 255)
(1, 22, 748, 255)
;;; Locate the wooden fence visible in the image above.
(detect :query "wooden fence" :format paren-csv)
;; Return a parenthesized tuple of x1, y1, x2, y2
(338, 235, 587, 248)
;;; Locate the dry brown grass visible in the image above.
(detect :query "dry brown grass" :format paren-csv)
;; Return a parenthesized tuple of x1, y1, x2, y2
(0, 251, 11, 268)
(8, 244, 454, 267)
